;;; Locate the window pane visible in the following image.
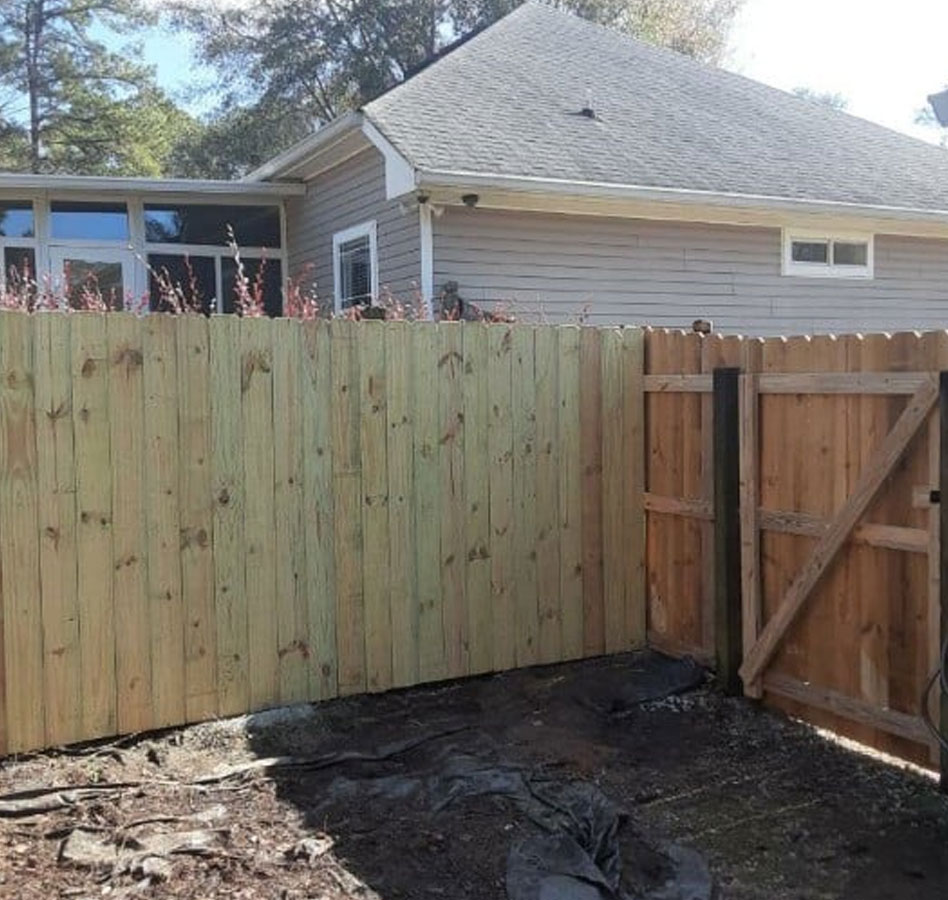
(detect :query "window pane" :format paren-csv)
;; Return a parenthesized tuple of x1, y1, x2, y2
(3, 247, 36, 284)
(222, 257, 283, 317)
(0, 202, 34, 238)
(50, 201, 129, 241)
(791, 240, 828, 263)
(148, 253, 217, 314)
(144, 204, 281, 247)
(60, 258, 125, 310)
(833, 241, 868, 266)
(339, 235, 372, 306)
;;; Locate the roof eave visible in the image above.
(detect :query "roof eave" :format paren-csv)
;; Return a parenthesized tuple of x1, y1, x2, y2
(244, 111, 365, 183)
(416, 169, 948, 232)
(0, 173, 305, 197)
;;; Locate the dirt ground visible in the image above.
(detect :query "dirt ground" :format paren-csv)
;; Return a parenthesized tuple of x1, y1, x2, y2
(2, 650, 948, 899)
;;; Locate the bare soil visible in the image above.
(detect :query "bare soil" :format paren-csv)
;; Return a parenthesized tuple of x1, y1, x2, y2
(1, 651, 947, 899)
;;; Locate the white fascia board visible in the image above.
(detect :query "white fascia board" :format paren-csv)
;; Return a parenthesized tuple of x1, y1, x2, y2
(244, 111, 364, 182)
(0, 172, 304, 197)
(361, 120, 417, 200)
(415, 169, 948, 235)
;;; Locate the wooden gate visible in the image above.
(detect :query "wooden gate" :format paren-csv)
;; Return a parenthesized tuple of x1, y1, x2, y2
(736, 367, 943, 765)
(642, 329, 948, 772)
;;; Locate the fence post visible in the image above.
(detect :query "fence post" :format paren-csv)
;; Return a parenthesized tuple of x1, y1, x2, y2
(939, 372, 948, 789)
(714, 367, 743, 695)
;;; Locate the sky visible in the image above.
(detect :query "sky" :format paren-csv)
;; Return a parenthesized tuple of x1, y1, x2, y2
(726, 0, 947, 143)
(137, 0, 948, 143)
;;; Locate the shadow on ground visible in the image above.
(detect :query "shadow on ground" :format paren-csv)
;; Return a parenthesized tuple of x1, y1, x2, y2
(243, 651, 948, 900)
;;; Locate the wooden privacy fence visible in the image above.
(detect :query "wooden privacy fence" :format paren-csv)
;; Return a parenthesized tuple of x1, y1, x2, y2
(645, 328, 947, 771)
(0, 312, 645, 756)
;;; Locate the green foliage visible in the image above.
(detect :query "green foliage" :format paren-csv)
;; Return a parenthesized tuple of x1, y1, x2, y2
(545, 0, 743, 62)
(792, 87, 848, 112)
(167, 102, 313, 179)
(0, 0, 195, 175)
(168, 0, 744, 177)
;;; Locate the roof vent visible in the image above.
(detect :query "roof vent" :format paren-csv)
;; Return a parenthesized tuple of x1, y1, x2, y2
(580, 89, 596, 120)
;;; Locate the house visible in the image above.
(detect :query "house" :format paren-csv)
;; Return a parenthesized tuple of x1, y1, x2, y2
(6, 3, 948, 334)
(0, 174, 299, 313)
(246, 2, 948, 336)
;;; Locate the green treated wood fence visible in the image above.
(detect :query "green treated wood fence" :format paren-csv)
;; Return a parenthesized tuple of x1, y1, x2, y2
(0, 312, 645, 755)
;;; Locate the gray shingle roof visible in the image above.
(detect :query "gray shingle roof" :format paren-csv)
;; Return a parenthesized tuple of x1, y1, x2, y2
(364, 2, 948, 212)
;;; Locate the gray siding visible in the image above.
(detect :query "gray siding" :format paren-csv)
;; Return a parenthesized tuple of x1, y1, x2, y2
(433, 207, 948, 336)
(285, 146, 421, 304)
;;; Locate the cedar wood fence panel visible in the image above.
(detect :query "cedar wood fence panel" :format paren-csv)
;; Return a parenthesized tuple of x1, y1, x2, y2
(0, 312, 646, 756)
(645, 328, 946, 768)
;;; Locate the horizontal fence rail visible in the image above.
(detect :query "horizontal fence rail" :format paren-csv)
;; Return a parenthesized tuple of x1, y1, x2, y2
(0, 312, 646, 756)
(644, 327, 947, 770)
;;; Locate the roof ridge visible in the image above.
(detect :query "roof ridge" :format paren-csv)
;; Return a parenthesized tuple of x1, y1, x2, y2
(369, 1, 948, 159)
(523, 2, 948, 154)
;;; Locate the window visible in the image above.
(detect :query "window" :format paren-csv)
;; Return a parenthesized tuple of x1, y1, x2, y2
(783, 231, 873, 278)
(0, 201, 37, 294)
(50, 201, 129, 242)
(221, 257, 283, 317)
(0, 201, 34, 239)
(148, 254, 217, 314)
(333, 221, 378, 310)
(144, 203, 284, 316)
(144, 204, 281, 248)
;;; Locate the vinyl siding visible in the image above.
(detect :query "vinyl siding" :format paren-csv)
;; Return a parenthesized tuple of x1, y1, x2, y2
(285, 146, 421, 304)
(432, 207, 948, 336)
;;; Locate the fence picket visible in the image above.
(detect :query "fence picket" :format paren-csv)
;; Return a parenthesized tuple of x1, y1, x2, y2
(360, 322, 392, 692)
(488, 326, 515, 673)
(464, 324, 492, 674)
(272, 318, 308, 705)
(440, 324, 468, 678)
(512, 326, 538, 667)
(210, 316, 249, 717)
(580, 328, 604, 656)
(414, 324, 444, 682)
(331, 320, 365, 695)
(387, 322, 417, 688)
(0, 312, 44, 752)
(557, 327, 583, 660)
(535, 325, 561, 663)
(623, 328, 647, 648)
(144, 314, 185, 728)
(72, 313, 116, 740)
(35, 314, 81, 746)
(177, 314, 217, 721)
(301, 321, 337, 700)
(108, 314, 152, 732)
(241, 316, 278, 710)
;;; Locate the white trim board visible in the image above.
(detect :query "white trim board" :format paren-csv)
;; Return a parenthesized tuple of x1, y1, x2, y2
(362, 121, 416, 200)
(0, 173, 303, 197)
(780, 229, 875, 280)
(419, 203, 434, 318)
(417, 175, 948, 240)
(332, 219, 379, 313)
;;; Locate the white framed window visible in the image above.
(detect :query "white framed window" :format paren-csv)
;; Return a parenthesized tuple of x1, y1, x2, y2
(782, 230, 874, 279)
(0, 200, 38, 292)
(333, 220, 378, 312)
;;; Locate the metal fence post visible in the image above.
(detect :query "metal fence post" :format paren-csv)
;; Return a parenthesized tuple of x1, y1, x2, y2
(714, 367, 743, 695)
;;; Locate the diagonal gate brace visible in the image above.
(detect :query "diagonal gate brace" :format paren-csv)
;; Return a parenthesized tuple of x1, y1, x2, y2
(739, 376, 939, 688)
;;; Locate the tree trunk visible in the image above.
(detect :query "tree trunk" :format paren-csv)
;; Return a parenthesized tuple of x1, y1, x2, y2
(25, 0, 44, 173)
